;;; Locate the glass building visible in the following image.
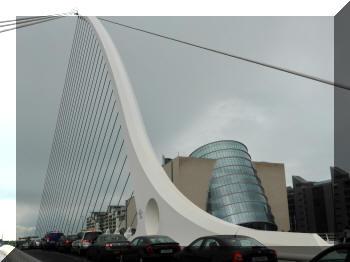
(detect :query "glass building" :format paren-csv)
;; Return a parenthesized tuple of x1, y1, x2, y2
(190, 140, 277, 231)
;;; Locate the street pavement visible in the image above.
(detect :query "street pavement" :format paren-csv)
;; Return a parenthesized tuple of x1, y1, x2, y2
(22, 249, 90, 262)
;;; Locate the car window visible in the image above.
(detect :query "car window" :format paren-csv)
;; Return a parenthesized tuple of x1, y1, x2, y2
(96, 236, 103, 243)
(203, 239, 220, 249)
(148, 236, 175, 244)
(190, 238, 204, 250)
(84, 232, 102, 241)
(223, 237, 264, 247)
(318, 249, 349, 262)
(130, 238, 139, 246)
(105, 234, 127, 242)
(138, 238, 146, 246)
(69, 235, 78, 241)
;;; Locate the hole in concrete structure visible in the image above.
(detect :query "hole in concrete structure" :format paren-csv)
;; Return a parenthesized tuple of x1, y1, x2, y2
(145, 198, 159, 234)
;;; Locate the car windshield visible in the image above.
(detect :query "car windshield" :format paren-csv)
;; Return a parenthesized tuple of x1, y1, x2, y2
(105, 235, 127, 242)
(223, 237, 264, 247)
(68, 235, 78, 241)
(84, 232, 102, 241)
(148, 236, 175, 244)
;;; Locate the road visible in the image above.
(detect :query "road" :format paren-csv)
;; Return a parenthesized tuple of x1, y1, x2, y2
(23, 249, 90, 262)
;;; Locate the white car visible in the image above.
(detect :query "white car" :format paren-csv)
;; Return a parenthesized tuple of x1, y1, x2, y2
(21, 242, 30, 250)
(30, 238, 41, 249)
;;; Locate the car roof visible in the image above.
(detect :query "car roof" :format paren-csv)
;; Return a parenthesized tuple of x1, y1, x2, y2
(101, 233, 124, 236)
(141, 235, 171, 238)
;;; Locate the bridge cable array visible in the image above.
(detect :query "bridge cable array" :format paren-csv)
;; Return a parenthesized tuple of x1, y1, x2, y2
(0, 11, 76, 34)
(36, 17, 134, 236)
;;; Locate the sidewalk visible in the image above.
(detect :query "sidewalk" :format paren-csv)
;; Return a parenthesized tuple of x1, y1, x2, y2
(0, 245, 14, 261)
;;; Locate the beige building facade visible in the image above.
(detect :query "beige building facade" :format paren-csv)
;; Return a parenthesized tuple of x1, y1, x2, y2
(163, 157, 216, 211)
(252, 162, 290, 232)
(163, 157, 290, 232)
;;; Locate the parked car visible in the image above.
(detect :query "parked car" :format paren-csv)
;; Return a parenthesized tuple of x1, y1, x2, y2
(87, 234, 130, 261)
(176, 235, 277, 262)
(123, 235, 181, 261)
(56, 234, 78, 253)
(30, 237, 41, 249)
(71, 230, 103, 256)
(21, 241, 30, 250)
(15, 240, 26, 249)
(39, 238, 46, 249)
(42, 231, 64, 249)
(310, 243, 350, 262)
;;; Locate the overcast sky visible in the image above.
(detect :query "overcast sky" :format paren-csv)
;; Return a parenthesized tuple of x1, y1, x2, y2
(15, 16, 334, 237)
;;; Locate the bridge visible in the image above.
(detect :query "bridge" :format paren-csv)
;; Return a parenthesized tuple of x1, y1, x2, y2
(29, 16, 330, 260)
(8, 14, 343, 261)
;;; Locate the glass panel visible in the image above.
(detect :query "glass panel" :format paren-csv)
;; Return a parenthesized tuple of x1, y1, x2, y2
(190, 238, 204, 250)
(148, 236, 175, 243)
(319, 249, 349, 261)
(203, 239, 220, 249)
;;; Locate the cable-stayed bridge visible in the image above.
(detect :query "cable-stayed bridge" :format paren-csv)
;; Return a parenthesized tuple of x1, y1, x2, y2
(25, 16, 332, 261)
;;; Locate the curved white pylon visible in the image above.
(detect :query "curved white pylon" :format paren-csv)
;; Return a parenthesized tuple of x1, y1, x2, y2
(86, 16, 329, 259)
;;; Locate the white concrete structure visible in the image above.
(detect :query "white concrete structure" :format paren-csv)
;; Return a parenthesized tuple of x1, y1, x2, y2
(85, 16, 330, 260)
(0, 245, 14, 261)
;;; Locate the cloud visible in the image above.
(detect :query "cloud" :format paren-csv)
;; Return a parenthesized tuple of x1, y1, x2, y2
(168, 98, 269, 156)
(16, 225, 36, 239)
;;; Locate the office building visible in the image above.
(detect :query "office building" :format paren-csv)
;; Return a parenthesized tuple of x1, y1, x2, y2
(103, 205, 126, 233)
(163, 140, 291, 231)
(287, 186, 296, 232)
(331, 167, 350, 234)
(288, 176, 334, 233)
(86, 212, 106, 231)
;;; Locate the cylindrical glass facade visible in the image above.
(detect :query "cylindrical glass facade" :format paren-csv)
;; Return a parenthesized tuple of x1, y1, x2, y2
(190, 140, 277, 231)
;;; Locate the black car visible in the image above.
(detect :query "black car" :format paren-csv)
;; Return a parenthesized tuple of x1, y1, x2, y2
(123, 235, 181, 262)
(177, 235, 277, 262)
(310, 244, 350, 262)
(87, 234, 130, 261)
(56, 234, 78, 253)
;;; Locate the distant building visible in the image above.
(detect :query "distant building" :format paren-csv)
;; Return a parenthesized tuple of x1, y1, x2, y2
(86, 212, 106, 231)
(287, 186, 296, 232)
(287, 176, 334, 233)
(86, 205, 127, 233)
(103, 205, 126, 233)
(163, 140, 291, 231)
(331, 167, 350, 234)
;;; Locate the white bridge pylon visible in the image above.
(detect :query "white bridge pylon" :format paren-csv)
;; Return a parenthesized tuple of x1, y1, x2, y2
(87, 16, 329, 256)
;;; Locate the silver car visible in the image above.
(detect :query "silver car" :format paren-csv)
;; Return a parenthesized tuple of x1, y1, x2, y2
(71, 231, 103, 256)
